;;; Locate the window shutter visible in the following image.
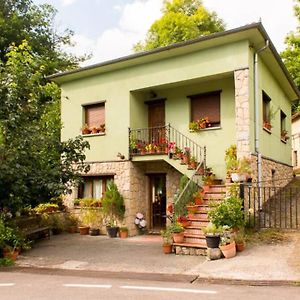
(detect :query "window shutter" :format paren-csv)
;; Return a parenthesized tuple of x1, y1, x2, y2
(85, 103, 105, 127)
(190, 92, 220, 124)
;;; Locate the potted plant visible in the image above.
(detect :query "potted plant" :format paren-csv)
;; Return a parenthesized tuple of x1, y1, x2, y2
(160, 227, 173, 254)
(119, 226, 129, 238)
(208, 195, 245, 230)
(234, 231, 246, 252)
(81, 123, 91, 135)
(86, 208, 103, 236)
(176, 215, 190, 228)
(193, 190, 204, 205)
(187, 205, 198, 219)
(79, 209, 91, 235)
(202, 223, 223, 248)
(219, 230, 236, 258)
(202, 172, 215, 193)
(99, 123, 105, 133)
(102, 182, 125, 238)
(181, 147, 190, 165)
(188, 156, 197, 170)
(281, 129, 289, 142)
(91, 126, 98, 134)
(64, 213, 79, 233)
(168, 222, 184, 243)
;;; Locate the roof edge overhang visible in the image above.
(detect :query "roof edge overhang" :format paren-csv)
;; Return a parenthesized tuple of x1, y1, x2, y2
(49, 22, 300, 100)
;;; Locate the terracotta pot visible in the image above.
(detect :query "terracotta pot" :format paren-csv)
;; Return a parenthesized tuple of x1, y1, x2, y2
(79, 226, 90, 235)
(195, 197, 203, 205)
(162, 244, 172, 254)
(67, 226, 78, 233)
(119, 230, 128, 239)
(220, 241, 236, 258)
(236, 242, 245, 252)
(3, 249, 19, 261)
(203, 185, 210, 193)
(173, 232, 184, 243)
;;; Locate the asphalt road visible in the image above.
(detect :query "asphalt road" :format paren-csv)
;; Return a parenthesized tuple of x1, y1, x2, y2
(0, 270, 299, 300)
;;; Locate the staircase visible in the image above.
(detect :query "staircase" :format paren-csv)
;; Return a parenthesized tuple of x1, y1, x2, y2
(173, 184, 227, 256)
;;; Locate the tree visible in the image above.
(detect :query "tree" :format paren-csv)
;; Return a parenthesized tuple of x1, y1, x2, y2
(0, 41, 90, 212)
(0, 0, 86, 73)
(134, 0, 225, 51)
(281, 0, 300, 112)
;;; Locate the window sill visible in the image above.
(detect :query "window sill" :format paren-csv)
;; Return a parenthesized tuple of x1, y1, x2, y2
(82, 132, 106, 137)
(263, 127, 272, 134)
(189, 126, 221, 133)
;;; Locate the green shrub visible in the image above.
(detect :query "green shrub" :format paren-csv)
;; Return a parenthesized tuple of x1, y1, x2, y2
(208, 196, 244, 229)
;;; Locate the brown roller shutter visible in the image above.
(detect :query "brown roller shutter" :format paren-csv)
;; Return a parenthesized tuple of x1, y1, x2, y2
(85, 103, 105, 127)
(190, 91, 220, 125)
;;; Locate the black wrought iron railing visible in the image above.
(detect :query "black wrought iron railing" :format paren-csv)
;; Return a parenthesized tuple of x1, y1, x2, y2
(129, 124, 206, 170)
(243, 184, 300, 229)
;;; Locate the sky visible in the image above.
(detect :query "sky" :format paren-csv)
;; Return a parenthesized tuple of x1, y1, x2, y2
(33, 0, 298, 66)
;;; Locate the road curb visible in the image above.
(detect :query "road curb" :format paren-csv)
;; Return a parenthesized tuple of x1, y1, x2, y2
(4, 266, 300, 287)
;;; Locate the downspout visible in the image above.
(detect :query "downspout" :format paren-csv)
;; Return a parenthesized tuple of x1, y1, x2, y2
(254, 40, 269, 208)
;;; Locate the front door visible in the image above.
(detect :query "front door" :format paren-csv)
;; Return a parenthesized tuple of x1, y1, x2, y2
(149, 174, 167, 233)
(148, 101, 165, 145)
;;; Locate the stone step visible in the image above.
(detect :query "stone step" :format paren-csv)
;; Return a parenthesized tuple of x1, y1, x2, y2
(173, 241, 207, 256)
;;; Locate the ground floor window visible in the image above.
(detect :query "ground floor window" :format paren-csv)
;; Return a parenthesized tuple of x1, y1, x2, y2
(78, 176, 114, 199)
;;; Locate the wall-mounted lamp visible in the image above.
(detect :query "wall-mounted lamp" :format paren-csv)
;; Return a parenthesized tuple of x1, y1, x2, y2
(117, 152, 125, 160)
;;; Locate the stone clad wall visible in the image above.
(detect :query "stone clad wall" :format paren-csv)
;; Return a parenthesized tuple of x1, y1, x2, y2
(234, 68, 250, 159)
(65, 160, 182, 236)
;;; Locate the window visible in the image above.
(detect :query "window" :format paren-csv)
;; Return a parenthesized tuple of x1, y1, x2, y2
(280, 110, 288, 142)
(78, 176, 113, 199)
(82, 102, 105, 134)
(262, 92, 271, 130)
(189, 91, 221, 128)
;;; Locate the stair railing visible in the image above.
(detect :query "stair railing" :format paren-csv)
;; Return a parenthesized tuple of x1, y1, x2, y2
(129, 124, 206, 171)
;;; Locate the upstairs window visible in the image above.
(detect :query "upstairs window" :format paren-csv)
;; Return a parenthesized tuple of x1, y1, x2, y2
(189, 91, 221, 129)
(280, 110, 289, 142)
(82, 102, 105, 134)
(262, 92, 272, 130)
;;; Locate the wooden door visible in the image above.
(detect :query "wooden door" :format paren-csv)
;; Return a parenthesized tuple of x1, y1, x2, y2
(148, 101, 165, 145)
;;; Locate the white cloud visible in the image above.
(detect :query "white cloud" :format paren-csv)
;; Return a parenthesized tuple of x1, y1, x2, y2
(75, 0, 163, 66)
(60, 0, 77, 7)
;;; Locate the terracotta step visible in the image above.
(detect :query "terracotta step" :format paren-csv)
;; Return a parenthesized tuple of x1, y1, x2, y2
(184, 227, 203, 235)
(207, 185, 226, 192)
(184, 236, 206, 244)
(184, 232, 205, 239)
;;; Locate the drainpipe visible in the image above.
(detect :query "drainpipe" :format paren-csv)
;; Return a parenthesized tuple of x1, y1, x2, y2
(254, 40, 269, 208)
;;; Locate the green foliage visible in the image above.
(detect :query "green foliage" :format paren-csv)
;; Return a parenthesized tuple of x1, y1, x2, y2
(0, 216, 30, 251)
(102, 182, 125, 224)
(0, 257, 14, 266)
(202, 223, 223, 236)
(80, 208, 103, 229)
(160, 227, 173, 245)
(33, 203, 59, 214)
(134, 0, 225, 51)
(174, 175, 198, 217)
(208, 196, 245, 229)
(281, 0, 300, 112)
(0, 0, 86, 73)
(167, 221, 184, 233)
(0, 42, 90, 212)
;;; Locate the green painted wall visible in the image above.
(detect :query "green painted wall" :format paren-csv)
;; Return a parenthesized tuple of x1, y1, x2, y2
(60, 37, 292, 178)
(61, 40, 248, 166)
(247, 50, 292, 165)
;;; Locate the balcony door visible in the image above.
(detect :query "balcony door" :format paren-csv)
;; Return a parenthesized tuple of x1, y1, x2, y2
(147, 100, 165, 145)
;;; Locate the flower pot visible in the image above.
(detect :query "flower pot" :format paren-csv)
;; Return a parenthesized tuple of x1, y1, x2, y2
(236, 242, 245, 252)
(195, 197, 203, 205)
(89, 228, 100, 236)
(79, 226, 90, 235)
(3, 249, 19, 261)
(203, 185, 210, 193)
(67, 226, 78, 233)
(205, 235, 221, 248)
(173, 232, 184, 243)
(106, 226, 119, 238)
(119, 230, 128, 239)
(220, 241, 236, 258)
(162, 244, 172, 254)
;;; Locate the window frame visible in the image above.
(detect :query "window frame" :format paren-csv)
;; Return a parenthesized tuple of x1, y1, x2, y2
(188, 90, 221, 129)
(262, 91, 272, 131)
(78, 175, 114, 199)
(82, 101, 106, 135)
